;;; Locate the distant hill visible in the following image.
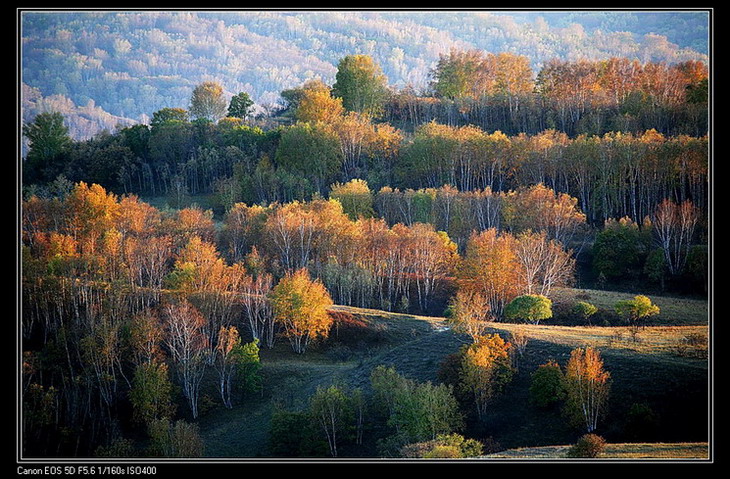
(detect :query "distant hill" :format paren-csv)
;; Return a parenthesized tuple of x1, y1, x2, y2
(20, 10, 710, 140)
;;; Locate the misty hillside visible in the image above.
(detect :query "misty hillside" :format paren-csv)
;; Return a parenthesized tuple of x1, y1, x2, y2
(20, 10, 709, 140)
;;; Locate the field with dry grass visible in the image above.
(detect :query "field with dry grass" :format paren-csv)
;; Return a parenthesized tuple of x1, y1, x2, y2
(484, 442, 709, 459)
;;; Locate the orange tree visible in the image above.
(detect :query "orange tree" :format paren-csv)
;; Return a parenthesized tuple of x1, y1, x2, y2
(563, 346, 611, 433)
(269, 268, 334, 354)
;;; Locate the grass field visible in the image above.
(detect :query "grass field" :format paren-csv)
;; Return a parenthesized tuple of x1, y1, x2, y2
(196, 288, 710, 459)
(551, 287, 709, 326)
(484, 442, 709, 460)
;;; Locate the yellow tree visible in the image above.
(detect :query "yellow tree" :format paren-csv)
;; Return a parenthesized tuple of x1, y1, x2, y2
(269, 269, 334, 354)
(295, 87, 345, 124)
(563, 347, 611, 433)
(459, 334, 513, 419)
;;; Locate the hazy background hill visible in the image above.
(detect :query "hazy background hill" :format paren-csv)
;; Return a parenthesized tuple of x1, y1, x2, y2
(20, 10, 710, 140)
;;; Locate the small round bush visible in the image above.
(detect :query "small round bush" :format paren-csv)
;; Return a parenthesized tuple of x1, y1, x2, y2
(567, 434, 606, 458)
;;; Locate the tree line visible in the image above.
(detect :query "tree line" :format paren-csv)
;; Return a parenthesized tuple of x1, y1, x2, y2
(22, 54, 708, 231)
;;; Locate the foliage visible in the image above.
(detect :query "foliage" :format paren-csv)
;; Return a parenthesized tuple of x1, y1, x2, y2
(189, 81, 228, 122)
(504, 294, 553, 325)
(275, 121, 343, 195)
(268, 408, 328, 457)
(370, 366, 463, 452)
(151, 108, 189, 128)
(592, 217, 651, 281)
(446, 289, 490, 340)
(295, 86, 345, 124)
(129, 362, 174, 426)
(400, 433, 484, 458)
(227, 91, 255, 120)
(22, 112, 72, 184)
(573, 301, 598, 326)
(308, 384, 354, 457)
(235, 338, 262, 395)
(329, 179, 375, 220)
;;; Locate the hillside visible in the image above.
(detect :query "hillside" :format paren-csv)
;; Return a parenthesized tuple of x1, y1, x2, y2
(195, 296, 709, 458)
(20, 10, 710, 139)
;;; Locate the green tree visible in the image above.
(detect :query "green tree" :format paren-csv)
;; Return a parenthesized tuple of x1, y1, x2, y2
(190, 81, 228, 122)
(430, 49, 483, 99)
(309, 384, 352, 457)
(529, 360, 566, 408)
(686, 78, 708, 104)
(150, 108, 189, 129)
(275, 122, 343, 195)
(329, 179, 375, 220)
(592, 217, 650, 281)
(504, 294, 553, 325)
(332, 54, 389, 117)
(371, 366, 463, 451)
(227, 91, 255, 120)
(614, 295, 660, 330)
(129, 362, 174, 426)
(22, 112, 72, 183)
(573, 301, 598, 326)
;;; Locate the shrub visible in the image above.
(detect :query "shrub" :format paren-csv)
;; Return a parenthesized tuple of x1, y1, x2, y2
(566, 434, 606, 458)
(673, 332, 708, 359)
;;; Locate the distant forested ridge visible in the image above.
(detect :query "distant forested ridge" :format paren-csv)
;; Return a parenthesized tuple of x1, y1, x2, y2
(21, 10, 709, 139)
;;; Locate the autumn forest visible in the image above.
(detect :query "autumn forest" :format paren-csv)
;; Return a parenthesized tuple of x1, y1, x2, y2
(19, 10, 711, 463)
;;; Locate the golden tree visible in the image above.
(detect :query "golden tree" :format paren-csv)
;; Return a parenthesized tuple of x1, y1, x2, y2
(459, 334, 513, 419)
(269, 269, 334, 354)
(459, 229, 524, 317)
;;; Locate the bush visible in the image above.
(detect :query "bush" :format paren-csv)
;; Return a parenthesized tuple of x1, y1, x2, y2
(504, 294, 552, 324)
(400, 434, 484, 458)
(566, 434, 606, 458)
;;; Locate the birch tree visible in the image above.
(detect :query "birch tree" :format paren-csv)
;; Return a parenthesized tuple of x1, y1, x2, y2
(563, 347, 611, 433)
(164, 300, 209, 419)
